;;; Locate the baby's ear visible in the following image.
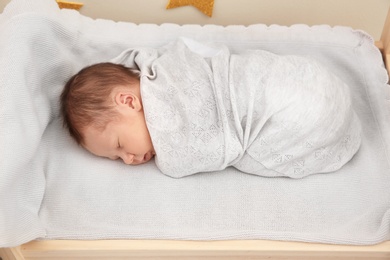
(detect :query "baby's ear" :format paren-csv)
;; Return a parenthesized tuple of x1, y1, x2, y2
(115, 92, 142, 111)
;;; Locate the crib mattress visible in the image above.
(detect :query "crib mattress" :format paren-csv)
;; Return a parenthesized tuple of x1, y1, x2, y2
(0, 0, 389, 247)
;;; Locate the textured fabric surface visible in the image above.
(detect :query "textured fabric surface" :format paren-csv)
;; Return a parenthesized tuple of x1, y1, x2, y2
(113, 39, 361, 178)
(0, 0, 389, 247)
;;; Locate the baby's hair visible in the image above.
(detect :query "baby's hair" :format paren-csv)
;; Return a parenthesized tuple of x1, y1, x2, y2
(60, 62, 140, 145)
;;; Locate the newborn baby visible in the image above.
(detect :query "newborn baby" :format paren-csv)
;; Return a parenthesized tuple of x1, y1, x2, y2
(61, 39, 361, 178)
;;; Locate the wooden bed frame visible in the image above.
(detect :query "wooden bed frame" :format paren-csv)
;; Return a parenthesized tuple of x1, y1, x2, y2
(1, 3, 390, 260)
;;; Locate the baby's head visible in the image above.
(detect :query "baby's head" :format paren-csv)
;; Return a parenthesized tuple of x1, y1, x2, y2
(60, 62, 155, 165)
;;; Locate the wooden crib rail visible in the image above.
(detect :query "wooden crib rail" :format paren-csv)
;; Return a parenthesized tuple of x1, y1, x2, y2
(378, 6, 390, 76)
(1, 239, 390, 260)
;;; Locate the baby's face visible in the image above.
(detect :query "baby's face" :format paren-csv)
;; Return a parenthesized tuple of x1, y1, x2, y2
(82, 107, 155, 165)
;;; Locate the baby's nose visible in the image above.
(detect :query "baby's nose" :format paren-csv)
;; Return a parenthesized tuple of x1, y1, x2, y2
(122, 153, 135, 165)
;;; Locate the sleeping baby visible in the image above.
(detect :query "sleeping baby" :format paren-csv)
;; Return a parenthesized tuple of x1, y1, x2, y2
(60, 38, 361, 178)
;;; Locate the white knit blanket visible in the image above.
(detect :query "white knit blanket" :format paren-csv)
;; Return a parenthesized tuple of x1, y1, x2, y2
(113, 39, 361, 178)
(1, 0, 389, 248)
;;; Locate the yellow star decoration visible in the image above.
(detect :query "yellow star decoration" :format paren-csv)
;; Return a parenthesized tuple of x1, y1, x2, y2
(166, 0, 214, 17)
(56, 0, 83, 10)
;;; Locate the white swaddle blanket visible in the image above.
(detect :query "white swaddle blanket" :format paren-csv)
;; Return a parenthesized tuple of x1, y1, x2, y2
(113, 39, 361, 178)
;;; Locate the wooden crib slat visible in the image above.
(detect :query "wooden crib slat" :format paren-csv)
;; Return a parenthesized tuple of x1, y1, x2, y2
(381, 6, 390, 76)
(0, 246, 24, 260)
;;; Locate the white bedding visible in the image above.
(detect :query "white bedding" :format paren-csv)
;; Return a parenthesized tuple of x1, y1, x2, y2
(0, 0, 389, 247)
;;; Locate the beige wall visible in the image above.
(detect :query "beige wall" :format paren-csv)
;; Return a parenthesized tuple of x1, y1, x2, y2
(1, 0, 389, 40)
